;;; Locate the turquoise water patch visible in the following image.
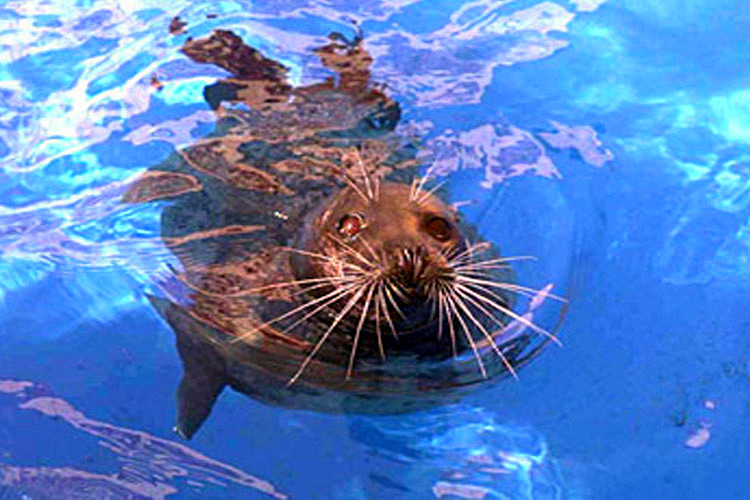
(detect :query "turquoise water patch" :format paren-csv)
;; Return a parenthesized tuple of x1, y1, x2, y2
(155, 78, 214, 106)
(134, 8, 165, 22)
(87, 53, 158, 96)
(709, 89, 750, 144)
(32, 14, 64, 27)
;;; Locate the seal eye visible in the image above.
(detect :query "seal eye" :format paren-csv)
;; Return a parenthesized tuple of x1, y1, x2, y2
(425, 216, 452, 242)
(338, 213, 365, 239)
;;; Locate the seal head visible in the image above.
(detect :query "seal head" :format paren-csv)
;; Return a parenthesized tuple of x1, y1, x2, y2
(293, 180, 466, 314)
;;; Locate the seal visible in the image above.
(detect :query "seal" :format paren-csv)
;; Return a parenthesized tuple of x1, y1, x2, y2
(129, 27, 559, 439)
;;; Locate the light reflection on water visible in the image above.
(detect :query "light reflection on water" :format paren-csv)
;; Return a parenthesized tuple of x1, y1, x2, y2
(0, 379, 287, 499)
(348, 406, 564, 499)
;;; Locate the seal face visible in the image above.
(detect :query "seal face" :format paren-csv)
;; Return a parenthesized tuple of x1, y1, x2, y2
(297, 182, 463, 288)
(287, 181, 471, 380)
(131, 28, 558, 439)
(283, 180, 499, 379)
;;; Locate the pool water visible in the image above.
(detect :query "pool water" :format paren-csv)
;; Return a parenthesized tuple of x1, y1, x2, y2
(1, 0, 750, 498)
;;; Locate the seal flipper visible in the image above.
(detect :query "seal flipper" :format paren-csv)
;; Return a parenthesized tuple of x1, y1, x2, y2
(172, 313, 230, 439)
(175, 353, 227, 439)
(146, 294, 229, 439)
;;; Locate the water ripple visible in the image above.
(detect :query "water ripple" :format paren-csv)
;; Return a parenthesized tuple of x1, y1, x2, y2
(0, 379, 287, 499)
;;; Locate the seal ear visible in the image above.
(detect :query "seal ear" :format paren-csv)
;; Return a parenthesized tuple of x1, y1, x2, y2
(146, 295, 228, 440)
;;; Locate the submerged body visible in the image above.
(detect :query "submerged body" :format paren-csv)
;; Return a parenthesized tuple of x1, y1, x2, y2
(131, 28, 552, 439)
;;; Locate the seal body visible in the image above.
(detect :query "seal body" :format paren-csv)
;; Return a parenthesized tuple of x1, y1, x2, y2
(148, 177, 520, 439)
(132, 29, 541, 439)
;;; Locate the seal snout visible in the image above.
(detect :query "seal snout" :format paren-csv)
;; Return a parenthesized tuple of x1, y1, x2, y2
(386, 243, 446, 293)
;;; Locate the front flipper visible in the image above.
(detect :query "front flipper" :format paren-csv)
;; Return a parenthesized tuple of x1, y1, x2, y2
(175, 357, 227, 439)
(147, 295, 230, 439)
(172, 312, 230, 439)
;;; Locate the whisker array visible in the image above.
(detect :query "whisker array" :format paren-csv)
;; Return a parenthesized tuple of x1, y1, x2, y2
(424, 242, 563, 379)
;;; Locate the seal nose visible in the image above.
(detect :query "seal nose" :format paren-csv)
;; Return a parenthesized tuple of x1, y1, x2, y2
(390, 244, 428, 280)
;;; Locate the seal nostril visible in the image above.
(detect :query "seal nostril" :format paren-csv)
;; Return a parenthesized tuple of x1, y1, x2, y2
(398, 247, 410, 270)
(388, 245, 411, 274)
(389, 245, 431, 283)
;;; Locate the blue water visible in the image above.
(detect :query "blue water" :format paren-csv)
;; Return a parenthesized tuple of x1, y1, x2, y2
(1, 0, 749, 498)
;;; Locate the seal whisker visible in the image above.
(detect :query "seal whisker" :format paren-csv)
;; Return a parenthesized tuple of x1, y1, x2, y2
(408, 175, 420, 202)
(346, 279, 377, 380)
(441, 286, 487, 378)
(374, 287, 385, 361)
(454, 282, 562, 346)
(455, 275, 567, 303)
(386, 276, 409, 301)
(232, 280, 363, 344)
(337, 169, 371, 204)
(447, 285, 518, 378)
(455, 275, 539, 301)
(427, 281, 439, 319)
(436, 287, 444, 343)
(353, 148, 375, 201)
(446, 245, 499, 266)
(437, 284, 457, 357)
(326, 234, 376, 269)
(465, 237, 475, 266)
(454, 263, 515, 273)
(275, 282, 374, 338)
(444, 241, 492, 264)
(415, 180, 447, 207)
(377, 281, 399, 340)
(357, 235, 380, 265)
(282, 278, 367, 300)
(411, 175, 430, 203)
(452, 284, 508, 332)
(454, 275, 568, 303)
(455, 277, 518, 318)
(411, 161, 439, 203)
(243, 275, 361, 294)
(287, 278, 371, 386)
(411, 250, 423, 282)
(194, 275, 359, 299)
(281, 247, 367, 273)
(382, 278, 407, 320)
(374, 170, 381, 202)
(453, 255, 537, 270)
